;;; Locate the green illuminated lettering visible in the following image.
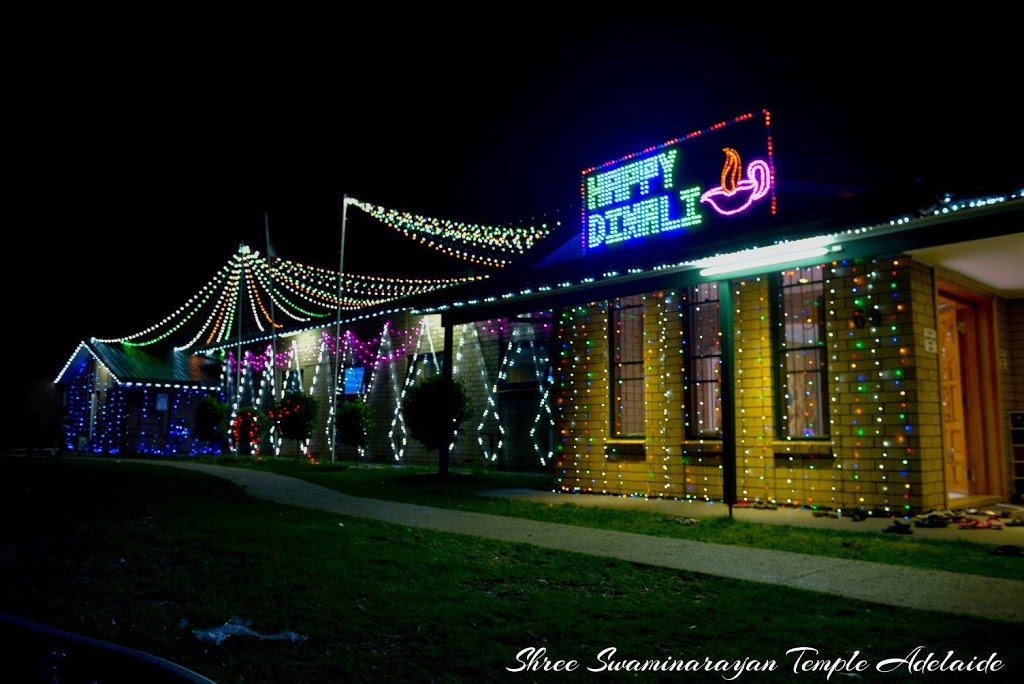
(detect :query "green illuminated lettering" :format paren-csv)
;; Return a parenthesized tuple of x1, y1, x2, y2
(638, 157, 661, 196)
(616, 163, 639, 204)
(658, 150, 677, 191)
(604, 207, 624, 245)
(678, 186, 702, 227)
(587, 214, 607, 249)
(584, 147, 702, 249)
(586, 175, 600, 210)
(619, 197, 661, 242)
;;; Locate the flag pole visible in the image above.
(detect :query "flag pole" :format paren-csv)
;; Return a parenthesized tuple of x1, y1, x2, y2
(330, 194, 349, 463)
(265, 212, 280, 456)
(235, 243, 244, 456)
(265, 213, 280, 388)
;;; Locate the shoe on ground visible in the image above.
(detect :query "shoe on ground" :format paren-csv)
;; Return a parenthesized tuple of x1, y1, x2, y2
(883, 519, 913, 534)
(914, 512, 949, 528)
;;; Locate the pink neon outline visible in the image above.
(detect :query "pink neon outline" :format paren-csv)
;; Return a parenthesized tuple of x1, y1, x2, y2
(699, 159, 771, 216)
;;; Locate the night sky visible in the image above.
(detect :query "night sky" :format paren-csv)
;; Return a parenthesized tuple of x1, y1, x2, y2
(8, 15, 1020, 448)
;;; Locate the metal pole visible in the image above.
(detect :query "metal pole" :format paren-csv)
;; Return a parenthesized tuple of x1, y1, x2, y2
(330, 195, 348, 463)
(266, 212, 279, 395)
(265, 212, 280, 457)
(235, 245, 244, 456)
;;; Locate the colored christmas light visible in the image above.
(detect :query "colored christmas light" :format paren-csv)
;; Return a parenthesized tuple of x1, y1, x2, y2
(347, 198, 556, 268)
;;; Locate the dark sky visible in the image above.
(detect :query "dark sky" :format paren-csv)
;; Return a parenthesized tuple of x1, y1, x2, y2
(8, 15, 1021, 447)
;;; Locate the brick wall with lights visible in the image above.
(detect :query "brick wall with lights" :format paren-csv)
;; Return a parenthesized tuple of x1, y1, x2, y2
(552, 256, 952, 515)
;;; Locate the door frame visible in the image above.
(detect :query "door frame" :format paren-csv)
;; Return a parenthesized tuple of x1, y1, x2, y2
(936, 276, 1005, 499)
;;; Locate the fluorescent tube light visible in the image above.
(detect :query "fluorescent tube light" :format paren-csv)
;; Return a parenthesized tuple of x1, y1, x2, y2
(694, 237, 839, 276)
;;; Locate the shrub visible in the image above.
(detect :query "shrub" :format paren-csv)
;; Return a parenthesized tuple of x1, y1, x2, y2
(336, 398, 374, 451)
(402, 375, 469, 476)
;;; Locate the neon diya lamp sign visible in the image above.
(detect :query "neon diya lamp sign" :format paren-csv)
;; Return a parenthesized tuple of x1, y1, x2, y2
(583, 146, 771, 250)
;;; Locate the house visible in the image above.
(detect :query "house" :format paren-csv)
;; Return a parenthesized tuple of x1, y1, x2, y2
(54, 339, 221, 455)
(54, 111, 1024, 516)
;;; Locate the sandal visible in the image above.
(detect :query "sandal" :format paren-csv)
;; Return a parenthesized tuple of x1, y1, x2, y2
(882, 520, 913, 534)
(914, 512, 949, 528)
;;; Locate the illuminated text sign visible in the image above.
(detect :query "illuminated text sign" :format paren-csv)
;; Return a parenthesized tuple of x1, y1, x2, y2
(581, 111, 775, 252)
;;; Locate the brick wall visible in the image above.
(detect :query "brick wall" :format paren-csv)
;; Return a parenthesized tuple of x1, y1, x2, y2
(552, 257, 961, 514)
(731, 276, 776, 504)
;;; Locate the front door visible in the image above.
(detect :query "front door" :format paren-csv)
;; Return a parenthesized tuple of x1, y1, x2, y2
(939, 302, 969, 496)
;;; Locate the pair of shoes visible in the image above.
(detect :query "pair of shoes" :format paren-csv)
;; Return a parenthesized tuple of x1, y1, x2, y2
(979, 517, 1004, 530)
(882, 519, 913, 534)
(914, 512, 949, 528)
(958, 518, 980, 529)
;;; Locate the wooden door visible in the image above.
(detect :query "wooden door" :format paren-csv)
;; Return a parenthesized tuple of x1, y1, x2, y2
(939, 305, 968, 496)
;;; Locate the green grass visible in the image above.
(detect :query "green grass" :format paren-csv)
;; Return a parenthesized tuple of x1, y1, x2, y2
(185, 455, 1024, 582)
(0, 455, 1020, 683)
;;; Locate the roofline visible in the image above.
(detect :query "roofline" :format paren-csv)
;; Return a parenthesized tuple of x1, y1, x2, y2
(184, 189, 1024, 337)
(54, 339, 221, 390)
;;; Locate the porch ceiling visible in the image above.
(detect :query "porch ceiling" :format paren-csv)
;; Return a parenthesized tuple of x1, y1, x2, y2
(906, 232, 1024, 298)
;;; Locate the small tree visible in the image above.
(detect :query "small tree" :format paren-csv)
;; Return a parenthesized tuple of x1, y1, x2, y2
(268, 391, 320, 457)
(335, 398, 374, 461)
(231, 405, 267, 456)
(195, 395, 230, 454)
(402, 374, 469, 477)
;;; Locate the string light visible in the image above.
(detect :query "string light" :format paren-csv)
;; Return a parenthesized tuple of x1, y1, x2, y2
(347, 198, 557, 268)
(94, 244, 490, 352)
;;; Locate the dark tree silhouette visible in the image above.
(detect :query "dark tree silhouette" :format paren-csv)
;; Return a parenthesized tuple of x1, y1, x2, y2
(402, 375, 469, 477)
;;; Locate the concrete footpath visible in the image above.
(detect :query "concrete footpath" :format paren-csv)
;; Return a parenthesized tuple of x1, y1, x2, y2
(145, 462, 1024, 623)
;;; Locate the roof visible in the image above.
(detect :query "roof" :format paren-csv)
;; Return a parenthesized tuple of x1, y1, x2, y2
(185, 182, 1024, 355)
(415, 184, 1024, 326)
(54, 339, 220, 388)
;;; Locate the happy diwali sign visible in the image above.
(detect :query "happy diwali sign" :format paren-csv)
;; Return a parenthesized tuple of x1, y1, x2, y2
(581, 111, 776, 252)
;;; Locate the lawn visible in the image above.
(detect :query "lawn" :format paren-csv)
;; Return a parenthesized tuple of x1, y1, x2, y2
(193, 455, 1024, 582)
(0, 454, 1020, 683)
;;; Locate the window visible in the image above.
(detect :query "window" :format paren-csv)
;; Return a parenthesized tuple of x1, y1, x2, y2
(775, 265, 828, 438)
(686, 282, 722, 438)
(610, 294, 644, 437)
(342, 367, 366, 396)
(407, 352, 443, 381)
(284, 368, 305, 393)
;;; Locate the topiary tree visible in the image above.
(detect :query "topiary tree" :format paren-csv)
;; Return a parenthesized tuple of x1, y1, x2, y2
(335, 398, 375, 462)
(195, 395, 230, 454)
(268, 391, 320, 457)
(402, 374, 469, 477)
(231, 405, 267, 456)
